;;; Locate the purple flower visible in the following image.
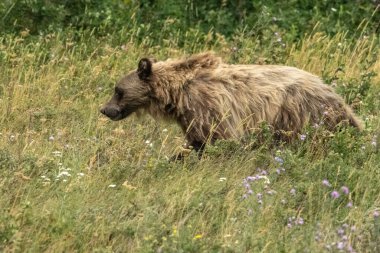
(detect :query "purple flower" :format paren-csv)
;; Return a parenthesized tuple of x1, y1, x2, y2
(274, 156, 284, 164)
(374, 211, 379, 218)
(346, 245, 354, 253)
(246, 176, 255, 182)
(337, 241, 344, 250)
(346, 201, 353, 208)
(261, 170, 267, 175)
(341, 186, 349, 195)
(244, 183, 251, 189)
(322, 179, 331, 187)
(331, 190, 340, 199)
(287, 223, 292, 228)
(247, 189, 253, 195)
(300, 134, 306, 141)
(290, 188, 296, 195)
(337, 228, 345, 236)
(276, 169, 281, 174)
(297, 218, 304, 225)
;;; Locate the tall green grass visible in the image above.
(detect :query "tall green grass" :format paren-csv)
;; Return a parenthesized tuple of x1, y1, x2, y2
(0, 28, 379, 252)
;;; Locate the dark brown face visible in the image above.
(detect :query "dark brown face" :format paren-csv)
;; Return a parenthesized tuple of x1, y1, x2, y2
(100, 58, 153, 121)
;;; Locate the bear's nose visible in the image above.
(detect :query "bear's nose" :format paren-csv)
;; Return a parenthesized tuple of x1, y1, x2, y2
(100, 107, 120, 119)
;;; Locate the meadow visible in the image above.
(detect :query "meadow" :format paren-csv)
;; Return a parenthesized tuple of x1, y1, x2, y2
(1, 7, 380, 253)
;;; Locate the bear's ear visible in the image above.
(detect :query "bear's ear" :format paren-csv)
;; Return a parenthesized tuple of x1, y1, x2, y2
(137, 58, 152, 80)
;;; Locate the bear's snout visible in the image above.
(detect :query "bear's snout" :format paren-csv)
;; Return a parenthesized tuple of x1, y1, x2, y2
(100, 106, 120, 119)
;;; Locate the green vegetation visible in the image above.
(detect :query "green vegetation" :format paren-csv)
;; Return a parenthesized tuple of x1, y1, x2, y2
(0, 1, 379, 252)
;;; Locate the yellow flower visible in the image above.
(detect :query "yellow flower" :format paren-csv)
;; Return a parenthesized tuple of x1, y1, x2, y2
(193, 234, 203, 240)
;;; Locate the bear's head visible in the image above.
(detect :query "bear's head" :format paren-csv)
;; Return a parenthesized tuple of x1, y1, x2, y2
(100, 58, 154, 121)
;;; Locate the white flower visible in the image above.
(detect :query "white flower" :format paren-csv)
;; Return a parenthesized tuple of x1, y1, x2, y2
(108, 184, 117, 188)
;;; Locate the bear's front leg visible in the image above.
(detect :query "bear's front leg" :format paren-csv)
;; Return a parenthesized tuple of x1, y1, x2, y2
(190, 140, 206, 159)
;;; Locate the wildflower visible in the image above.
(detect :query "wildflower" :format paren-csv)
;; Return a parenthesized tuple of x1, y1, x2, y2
(244, 182, 250, 189)
(297, 218, 304, 225)
(108, 184, 117, 188)
(346, 245, 354, 253)
(219, 177, 226, 182)
(52, 151, 62, 157)
(49, 135, 55, 141)
(331, 191, 340, 199)
(322, 179, 331, 187)
(371, 140, 377, 147)
(337, 241, 344, 250)
(242, 194, 248, 199)
(374, 210, 379, 218)
(257, 175, 271, 184)
(261, 170, 267, 175)
(57, 171, 71, 177)
(287, 223, 292, 228)
(162, 128, 168, 132)
(276, 169, 281, 174)
(350, 226, 356, 232)
(145, 140, 151, 144)
(258, 199, 263, 205)
(290, 188, 296, 195)
(281, 199, 286, 204)
(300, 134, 306, 141)
(346, 201, 353, 208)
(246, 176, 256, 182)
(257, 193, 262, 199)
(193, 234, 202, 240)
(337, 228, 345, 236)
(247, 189, 253, 195)
(274, 156, 284, 164)
(341, 186, 349, 195)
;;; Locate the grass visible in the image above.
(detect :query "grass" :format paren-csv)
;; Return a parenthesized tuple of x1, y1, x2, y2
(0, 28, 379, 252)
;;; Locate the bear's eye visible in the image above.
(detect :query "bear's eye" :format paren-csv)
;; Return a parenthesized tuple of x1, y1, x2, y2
(115, 87, 124, 99)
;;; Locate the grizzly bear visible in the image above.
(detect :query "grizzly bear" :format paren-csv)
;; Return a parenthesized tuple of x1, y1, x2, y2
(100, 52, 362, 155)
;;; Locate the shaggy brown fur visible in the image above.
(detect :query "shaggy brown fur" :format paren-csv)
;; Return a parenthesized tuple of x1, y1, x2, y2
(100, 52, 363, 152)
